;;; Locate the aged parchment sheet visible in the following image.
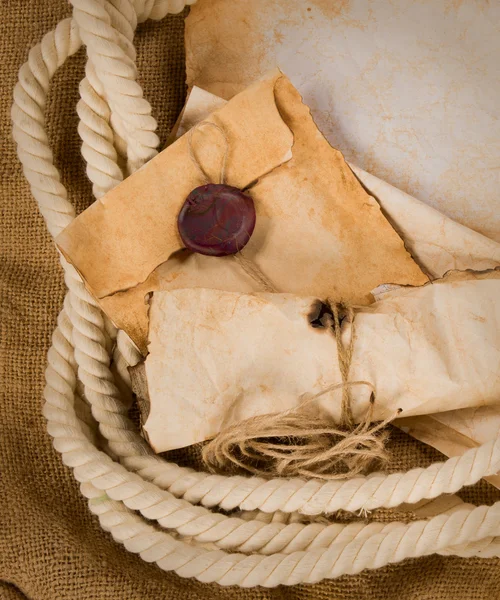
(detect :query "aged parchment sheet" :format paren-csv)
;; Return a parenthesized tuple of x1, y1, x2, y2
(143, 272, 500, 452)
(186, 0, 500, 242)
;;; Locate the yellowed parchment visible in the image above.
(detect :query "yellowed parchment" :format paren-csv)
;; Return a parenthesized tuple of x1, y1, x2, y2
(143, 271, 500, 452)
(57, 71, 426, 353)
(177, 87, 500, 280)
(185, 0, 500, 243)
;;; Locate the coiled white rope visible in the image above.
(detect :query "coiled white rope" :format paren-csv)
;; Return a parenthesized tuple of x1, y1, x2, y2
(11, 0, 500, 586)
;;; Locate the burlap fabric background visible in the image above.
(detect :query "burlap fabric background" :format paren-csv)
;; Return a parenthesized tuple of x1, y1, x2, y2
(2, 1, 500, 598)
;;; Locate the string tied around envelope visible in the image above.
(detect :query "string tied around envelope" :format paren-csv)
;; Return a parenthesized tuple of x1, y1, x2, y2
(202, 301, 402, 479)
(189, 122, 399, 478)
(187, 120, 279, 292)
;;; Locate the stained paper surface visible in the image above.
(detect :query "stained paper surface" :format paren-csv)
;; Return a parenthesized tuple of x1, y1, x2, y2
(144, 290, 340, 450)
(143, 271, 500, 453)
(57, 71, 426, 353)
(186, 0, 500, 242)
(175, 88, 500, 280)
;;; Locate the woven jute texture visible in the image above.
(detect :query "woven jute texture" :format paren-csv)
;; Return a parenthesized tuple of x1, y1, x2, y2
(2, 1, 500, 598)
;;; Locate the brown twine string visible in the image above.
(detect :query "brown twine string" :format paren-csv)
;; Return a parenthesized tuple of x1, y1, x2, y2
(233, 253, 278, 293)
(187, 120, 229, 185)
(187, 121, 396, 479)
(331, 301, 355, 429)
(202, 300, 400, 480)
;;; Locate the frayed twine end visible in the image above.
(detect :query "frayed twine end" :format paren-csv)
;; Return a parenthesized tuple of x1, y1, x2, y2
(202, 385, 399, 480)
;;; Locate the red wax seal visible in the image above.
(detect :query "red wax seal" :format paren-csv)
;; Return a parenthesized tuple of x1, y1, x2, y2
(177, 184, 256, 256)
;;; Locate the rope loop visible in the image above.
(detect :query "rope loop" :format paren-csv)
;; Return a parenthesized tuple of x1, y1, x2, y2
(11, 0, 500, 586)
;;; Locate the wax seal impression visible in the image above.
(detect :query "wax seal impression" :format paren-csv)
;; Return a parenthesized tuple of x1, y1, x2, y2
(178, 183, 256, 256)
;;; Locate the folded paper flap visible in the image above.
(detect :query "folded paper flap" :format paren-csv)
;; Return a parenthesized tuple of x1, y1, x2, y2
(370, 267, 500, 303)
(435, 405, 500, 445)
(247, 75, 427, 301)
(56, 70, 294, 299)
(350, 166, 500, 283)
(436, 267, 500, 284)
(174, 87, 227, 141)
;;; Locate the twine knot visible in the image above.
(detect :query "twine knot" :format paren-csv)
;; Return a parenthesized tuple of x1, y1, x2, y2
(203, 300, 398, 480)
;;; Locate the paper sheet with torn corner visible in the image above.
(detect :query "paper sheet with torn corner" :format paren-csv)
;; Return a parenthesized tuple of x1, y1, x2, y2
(56, 70, 427, 354)
(185, 0, 500, 243)
(141, 270, 500, 453)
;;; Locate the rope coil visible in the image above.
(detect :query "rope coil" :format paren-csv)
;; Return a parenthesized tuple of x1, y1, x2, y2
(11, 0, 500, 587)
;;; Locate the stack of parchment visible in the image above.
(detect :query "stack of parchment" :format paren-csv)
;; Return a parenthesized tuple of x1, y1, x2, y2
(57, 71, 500, 485)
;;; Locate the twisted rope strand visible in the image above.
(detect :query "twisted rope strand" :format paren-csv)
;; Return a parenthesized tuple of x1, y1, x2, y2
(12, 0, 500, 586)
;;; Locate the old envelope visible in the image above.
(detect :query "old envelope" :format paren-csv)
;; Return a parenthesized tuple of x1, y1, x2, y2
(169, 86, 500, 280)
(56, 71, 427, 353)
(143, 270, 500, 452)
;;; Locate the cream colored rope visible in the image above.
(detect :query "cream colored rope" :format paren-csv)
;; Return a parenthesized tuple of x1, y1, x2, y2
(12, 0, 500, 587)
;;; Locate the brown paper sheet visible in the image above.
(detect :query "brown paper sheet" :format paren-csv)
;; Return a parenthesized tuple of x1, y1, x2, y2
(57, 71, 427, 353)
(185, 0, 500, 243)
(143, 270, 500, 453)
